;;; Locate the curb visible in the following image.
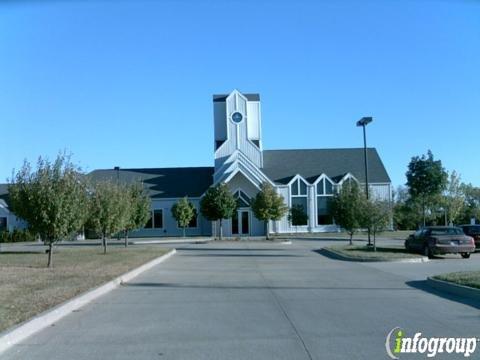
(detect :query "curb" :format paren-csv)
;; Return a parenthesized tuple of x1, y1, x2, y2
(427, 277, 480, 302)
(0, 248, 176, 355)
(320, 248, 429, 263)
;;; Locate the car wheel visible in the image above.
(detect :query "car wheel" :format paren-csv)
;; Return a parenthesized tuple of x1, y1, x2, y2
(461, 253, 471, 259)
(423, 245, 432, 259)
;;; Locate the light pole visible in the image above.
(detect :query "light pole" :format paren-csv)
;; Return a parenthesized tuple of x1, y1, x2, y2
(356, 117, 373, 246)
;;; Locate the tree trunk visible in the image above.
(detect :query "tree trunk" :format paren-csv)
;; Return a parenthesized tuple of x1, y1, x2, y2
(183, 226, 186, 238)
(373, 230, 377, 252)
(124, 230, 128, 248)
(102, 235, 107, 254)
(422, 197, 426, 227)
(47, 243, 53, 268)
(219, 219, 223, 241)
(349, 232, 353, 245)
(265, 221, 270, 240)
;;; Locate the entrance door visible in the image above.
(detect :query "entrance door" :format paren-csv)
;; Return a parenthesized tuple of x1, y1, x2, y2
(231, 210, 250, 236)
(240, 211, 250, 235)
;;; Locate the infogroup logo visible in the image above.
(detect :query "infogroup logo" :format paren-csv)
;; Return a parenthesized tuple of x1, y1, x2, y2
(385, 327, 478, 359)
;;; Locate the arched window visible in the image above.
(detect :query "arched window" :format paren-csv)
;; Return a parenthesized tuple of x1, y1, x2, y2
(290, 178, 308, 226)
(316, 177, 334, 225)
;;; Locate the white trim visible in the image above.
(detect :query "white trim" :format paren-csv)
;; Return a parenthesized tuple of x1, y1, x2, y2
(338, 173, 360, 185)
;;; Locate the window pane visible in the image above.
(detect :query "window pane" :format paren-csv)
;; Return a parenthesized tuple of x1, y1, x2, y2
(291, 197, 308, 226)
(188, 210, 198, 228)
(291, 179, 299, 196)
(317, 197, 333, 225)
(153, 210, 163, 228)
(0, 217, 7, 231)
(317, 179, 324, 195)
(299, 180, 307, 195)
(145, 213, 153, 228)
(325, 180, 333, 194)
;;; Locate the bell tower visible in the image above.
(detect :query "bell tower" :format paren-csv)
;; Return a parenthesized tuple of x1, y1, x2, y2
(212, 90, 263, 172)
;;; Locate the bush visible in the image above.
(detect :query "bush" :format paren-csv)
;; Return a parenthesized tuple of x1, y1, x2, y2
(0, 229, 37, 243)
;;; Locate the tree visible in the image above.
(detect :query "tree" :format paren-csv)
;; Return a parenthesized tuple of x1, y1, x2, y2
(441, 171, 465, 225)
(331, 181, 365, 245)
(393, 186, 421, 230)
(251, 182, 288, 239)
(461, 183, 480, 224)
(200, 183, 237, 240)
(288, 205, 308, 231)
(406, 150, 447, 227)
(362, 199, 391, 251)
(87, 181, 130, 254)
(8, 153, 88, 267)
(171, 196, 196, 238)
(124, 183, 151, 247)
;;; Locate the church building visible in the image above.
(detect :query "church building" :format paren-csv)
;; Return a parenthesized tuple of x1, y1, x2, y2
(0, 90, 392, 237)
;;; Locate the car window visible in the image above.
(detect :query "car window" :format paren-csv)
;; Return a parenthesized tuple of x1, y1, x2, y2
(466, 226, 480, 235)
(430, 228, 463, 235)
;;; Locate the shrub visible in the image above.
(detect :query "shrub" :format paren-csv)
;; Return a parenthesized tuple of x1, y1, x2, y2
(0, 229, 37, 243)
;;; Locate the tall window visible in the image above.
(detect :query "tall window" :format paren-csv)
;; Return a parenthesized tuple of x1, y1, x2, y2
(145, 209, 164, 229)
(290, 178, 308, 225)
(317, 178, 334, 225)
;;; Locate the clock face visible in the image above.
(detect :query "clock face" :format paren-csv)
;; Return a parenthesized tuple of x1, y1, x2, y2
(232, 112, 243, 123)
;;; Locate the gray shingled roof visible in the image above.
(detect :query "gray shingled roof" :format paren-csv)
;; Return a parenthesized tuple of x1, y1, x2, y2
(88, 167, 214, 198)
(213, 93, 260, 102)
(262, 148, 390, 184)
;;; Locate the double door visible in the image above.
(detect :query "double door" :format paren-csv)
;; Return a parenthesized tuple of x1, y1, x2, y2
(232, 210, 250, 236)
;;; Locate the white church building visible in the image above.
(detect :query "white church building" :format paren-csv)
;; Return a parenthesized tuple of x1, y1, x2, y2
(0, 90, 392, 237)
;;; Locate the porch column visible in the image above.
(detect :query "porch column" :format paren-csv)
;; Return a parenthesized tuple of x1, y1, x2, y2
(308, 185, 315, 232)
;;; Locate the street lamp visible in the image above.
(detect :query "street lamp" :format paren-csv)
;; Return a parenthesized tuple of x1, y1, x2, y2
(357, 117, 373, 245)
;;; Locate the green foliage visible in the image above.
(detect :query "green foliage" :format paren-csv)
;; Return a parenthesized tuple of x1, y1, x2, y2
(8, 153, 88, 266)
(251, 182, 288, 239)
(200, 183, 237, 240)
(125, 183, 151, 231)
(87, 180, 131, 253)
(288, 205, 308, 227)
(0, 229, 37, 243)
(461, 184, 480, 224)
(441, 171, 465, 225)
(331, 181, 366, 244)
(362, 199, 392, 249)
(171, 196, 195, 237)
(406, 150, 448, 226)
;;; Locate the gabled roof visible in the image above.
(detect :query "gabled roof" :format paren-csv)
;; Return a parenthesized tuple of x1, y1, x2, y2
(262, 148, 391, 185)
(213, 93, 260, 102)
(88, 167, 214, 199)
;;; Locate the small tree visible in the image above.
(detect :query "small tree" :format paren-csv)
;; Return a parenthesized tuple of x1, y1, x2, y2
(288, 204, 308, 231)
(406, 150, 448, 227)
(124, 183, 151, 247)
(87, 181, 130, 254)
(200, 183, 237, 240)
(8, 153, 88, 267)
(442, 171, 465, 226)
(362, 199, 391, 251)
(171, 196, 195, 238)
(251, 182, 288, 239)
(331, 181, 365, 245)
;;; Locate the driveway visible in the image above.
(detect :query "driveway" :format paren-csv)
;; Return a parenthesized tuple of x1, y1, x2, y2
(3, 239, 480, 360)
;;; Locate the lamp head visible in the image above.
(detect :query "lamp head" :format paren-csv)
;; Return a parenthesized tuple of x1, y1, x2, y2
(356, 117, 373, 127)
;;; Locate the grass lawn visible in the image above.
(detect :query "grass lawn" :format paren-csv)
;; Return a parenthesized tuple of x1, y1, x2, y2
(434, 271, 480, 290)
(275, 230, 413, 241)
(325, 244, 424, 261)
(0, 246, 168, 333)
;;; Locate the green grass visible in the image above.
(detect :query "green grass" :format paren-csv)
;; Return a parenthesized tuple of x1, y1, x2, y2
(325, 244, 424, 261)
(434, 271, 480, 290)
(0, 246, 168, 333)
(274, 230, 413, 241)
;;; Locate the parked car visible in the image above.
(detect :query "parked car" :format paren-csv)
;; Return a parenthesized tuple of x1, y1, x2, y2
(459, 225, 480, 249)
(405, 226, 475, 259)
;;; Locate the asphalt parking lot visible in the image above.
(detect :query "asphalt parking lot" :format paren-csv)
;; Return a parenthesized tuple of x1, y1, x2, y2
(2, 238, 479, 360)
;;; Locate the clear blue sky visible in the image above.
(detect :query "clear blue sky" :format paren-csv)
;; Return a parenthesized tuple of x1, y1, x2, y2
(1, 0, 479, 188)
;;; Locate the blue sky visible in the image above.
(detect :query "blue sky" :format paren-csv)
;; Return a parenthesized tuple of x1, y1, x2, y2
(0, 0, 478, 188)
